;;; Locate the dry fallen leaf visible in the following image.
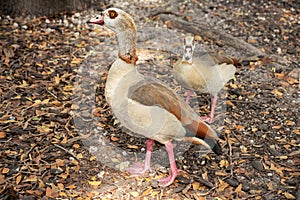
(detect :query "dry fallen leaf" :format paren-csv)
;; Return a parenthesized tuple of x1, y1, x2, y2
(274, 72, 285, 79)
(286, 77, 299, 85)
(272, 124, 282, 129)
(235, 125, 245, 131)
(267, 181, 273, 191)
(46, 187, 59, 198)
(16, 174, 22, 185)
(23, 176, 38, 182)
(217, 178, 229, 191)
(73, 143, 80, 149)
(127, 145, 139, 149)
(235, 183, 243, 193)
(88, 180, 102, 187)
(226, 100, 235, 107)
(192, 182, 200, 190)
(2, 168, 10, 174)
(66, 185, 77, 189)
(77, 153, 83, 159)
(285, 120, 295, 126)
(215, 171, 228, 176)
(219, 159, 229, 168)
(130, 191, 140, 198)
(283, 192, 296, 199)
(141, 187, 152, 196)
(270, 163, 284, 177)
(240, 146, 248, 153)
(110, 136, 119, 141)
(57, 183, 64, 190)
(0, 175, 5, 185)
(90, 156, 97, 161)
(26, 190, 43, 196)
(151, 190, 160, 197)
(272, 89, 283, 96)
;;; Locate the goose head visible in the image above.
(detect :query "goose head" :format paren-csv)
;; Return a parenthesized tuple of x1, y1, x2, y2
(87, 8, 138, 65)
(182, 35, 195, 64)
(87, 8, 136, 35)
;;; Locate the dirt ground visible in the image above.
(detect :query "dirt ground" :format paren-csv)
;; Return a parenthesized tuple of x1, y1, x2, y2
(0, 0, 299, 199)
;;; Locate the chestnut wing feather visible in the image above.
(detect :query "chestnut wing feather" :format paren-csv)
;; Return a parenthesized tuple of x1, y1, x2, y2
(128, 80, 218, 140)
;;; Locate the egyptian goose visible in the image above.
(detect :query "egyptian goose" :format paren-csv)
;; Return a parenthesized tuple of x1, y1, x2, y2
(173, 36, 237, 123)
(87, 8, 224, 187)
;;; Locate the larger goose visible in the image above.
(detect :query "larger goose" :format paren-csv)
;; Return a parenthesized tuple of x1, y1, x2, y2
(87, 8, 224, 187)
(173, 36, 237, 123)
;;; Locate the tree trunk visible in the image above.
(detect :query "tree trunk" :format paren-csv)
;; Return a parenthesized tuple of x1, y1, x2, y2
(158, 14, 265, 58)
(0, 0, 107, 17)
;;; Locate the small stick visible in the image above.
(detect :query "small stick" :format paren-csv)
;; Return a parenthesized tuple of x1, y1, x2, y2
(47, 89, 58, 99)
(226, 133, 233, 176)
(67, 133, 92, 143)
(53, 143, 80, 161)
(32, 170, 49, 190)
(231, 131, 243, 144)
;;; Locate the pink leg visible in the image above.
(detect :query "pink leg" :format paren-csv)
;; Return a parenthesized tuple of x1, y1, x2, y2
(201, 96, 217, 123)
(158, 141, 180, 187)
(185, 90, 192, 103)
(127, 139, 154, 175)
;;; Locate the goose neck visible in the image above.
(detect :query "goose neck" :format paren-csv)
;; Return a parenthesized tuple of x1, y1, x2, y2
(116, 29, 138, 65)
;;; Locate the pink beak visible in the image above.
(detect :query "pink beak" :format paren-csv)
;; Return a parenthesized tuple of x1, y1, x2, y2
(87, 14, 104, 25)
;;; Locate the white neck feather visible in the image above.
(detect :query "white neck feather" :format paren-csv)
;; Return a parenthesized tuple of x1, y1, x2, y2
(117, 29, 136, 57)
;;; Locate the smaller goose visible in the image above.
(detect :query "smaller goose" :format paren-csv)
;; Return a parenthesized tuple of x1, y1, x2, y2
(173, 36, 237, 123)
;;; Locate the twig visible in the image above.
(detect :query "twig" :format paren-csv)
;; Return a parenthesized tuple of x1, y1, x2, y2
(64, 116, 72, 133)
(232, 156, 259, 160)
(149, 10, 181, 18)
(288, 149, 300, 157)
(29, 133, 47, 137)
(46, 89, 58, 99)
(2, 99, 11, 111)
(32, 170, 49, 190)
(66, 133, 92, 143)
(231, 131, 243, 144)
(25, 144, 36, 155)
(226, 134, 233, 176)
(22, 145, 36, 161)
(270, 160, 300, 172)
(228, 99, 255, 103)
(53, 143, 80, 161)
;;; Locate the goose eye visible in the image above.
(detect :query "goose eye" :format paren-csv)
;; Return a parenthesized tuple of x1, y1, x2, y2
(108, 10, 118, 19)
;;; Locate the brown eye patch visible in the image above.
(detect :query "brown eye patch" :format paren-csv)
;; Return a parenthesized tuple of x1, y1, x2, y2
(108, 10, 118, 19)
